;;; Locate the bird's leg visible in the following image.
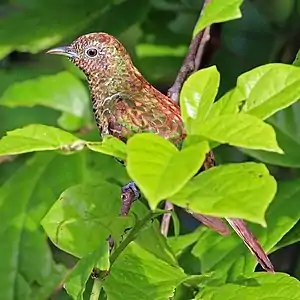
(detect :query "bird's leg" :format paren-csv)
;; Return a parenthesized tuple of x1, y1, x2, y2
(107, 181, 140, 251)
(120, 181, 140, 216)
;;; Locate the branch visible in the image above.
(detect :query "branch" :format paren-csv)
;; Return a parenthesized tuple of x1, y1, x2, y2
(161, 0, 213, 236)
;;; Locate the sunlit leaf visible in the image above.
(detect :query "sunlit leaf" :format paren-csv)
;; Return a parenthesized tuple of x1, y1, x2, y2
(180, 66, 220, 133)
(197, 114, 283, 153)
(194, 0, 243, 35)
(126, 133, 209, 209)
(0, 124, 84, 156)
(191, 179, 300, 275)
(170, 162, 276, 226)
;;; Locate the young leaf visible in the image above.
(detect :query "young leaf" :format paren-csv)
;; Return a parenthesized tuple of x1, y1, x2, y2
(86, 136, 127, 161)
(0, 124, 84, 156)
(170, 162, 276, 226)
(197, 273, 300, 299)
(64, 242, 110, 300)
(196, 114, 283, 153)
(218, 64, 300, 120)
(180, 66, 220, 133)
(126, 133, 209, 209)
(193, 0, 243, 35)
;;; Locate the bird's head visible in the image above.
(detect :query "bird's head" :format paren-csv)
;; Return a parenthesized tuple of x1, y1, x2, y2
(46, 32, 131, 77)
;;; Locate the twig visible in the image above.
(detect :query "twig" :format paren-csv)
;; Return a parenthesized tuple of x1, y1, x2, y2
(167, 30, 204, 103)
(110, 211, 154, 266)
(161, 0, 213, 236)
(90, 277, 103, 300)
(160, 201, 174, 236)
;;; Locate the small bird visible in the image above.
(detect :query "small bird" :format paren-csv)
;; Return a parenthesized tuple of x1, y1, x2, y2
(47, 32, 274, 272)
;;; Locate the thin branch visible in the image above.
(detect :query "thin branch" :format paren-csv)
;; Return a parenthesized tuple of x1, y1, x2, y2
(161, 0, 213, 236)
(160, 201, 174, 236)
(167, 30, 204, 103)
(110, 211, 154, 266)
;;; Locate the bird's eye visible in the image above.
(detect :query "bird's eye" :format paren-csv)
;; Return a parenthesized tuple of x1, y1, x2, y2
(85, 47, 98, 58)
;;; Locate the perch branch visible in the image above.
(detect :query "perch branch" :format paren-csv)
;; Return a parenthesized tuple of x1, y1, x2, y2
(161, 0, 213, 236)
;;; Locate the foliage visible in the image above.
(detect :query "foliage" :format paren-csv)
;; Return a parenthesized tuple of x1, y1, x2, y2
(0, 0, 300, 299)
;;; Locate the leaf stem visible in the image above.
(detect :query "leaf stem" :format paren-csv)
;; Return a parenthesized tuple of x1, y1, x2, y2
(90, 278, 103, 300)
(110, 211, 156, 266)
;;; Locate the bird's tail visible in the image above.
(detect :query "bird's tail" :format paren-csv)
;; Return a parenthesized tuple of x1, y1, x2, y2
(226, 218, 274, 273)
(190, 213, 274, 272)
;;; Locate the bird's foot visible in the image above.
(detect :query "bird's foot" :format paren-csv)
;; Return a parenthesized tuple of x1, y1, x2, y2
(122, 181, 140, 200)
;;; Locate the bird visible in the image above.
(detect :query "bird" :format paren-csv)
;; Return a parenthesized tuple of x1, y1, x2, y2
(47, 32, 274, 273)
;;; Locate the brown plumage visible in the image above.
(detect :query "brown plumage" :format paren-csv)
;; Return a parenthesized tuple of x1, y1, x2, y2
(47, 32, 274, 273)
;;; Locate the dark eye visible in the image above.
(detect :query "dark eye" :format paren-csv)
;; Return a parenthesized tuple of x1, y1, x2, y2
(85, 47, 98, 58)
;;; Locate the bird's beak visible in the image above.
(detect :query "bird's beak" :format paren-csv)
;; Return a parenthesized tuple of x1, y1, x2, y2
(46, 46, 79, 59)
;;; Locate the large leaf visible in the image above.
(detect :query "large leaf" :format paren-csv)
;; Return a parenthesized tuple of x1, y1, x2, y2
(191, 179, 300, 275)
(42, 183, 132, 258)
(103, 243, 187, 300)
(0, 152, 85, 300)
(126, 133, 209, 209)
(216, 64, 300, 120)
(0, 72, 91, 129)
(180, 66, 220, 133)
(0, 0, 109, 59)
(0, 124, 127, 160)
(170, 162, 276, 226)
(242, 105, 300, 167)
(0, 124, 83, 155)
(197, 114, 282, 153)
(197, 273, 300, 299)
(193, 0, 243, 35)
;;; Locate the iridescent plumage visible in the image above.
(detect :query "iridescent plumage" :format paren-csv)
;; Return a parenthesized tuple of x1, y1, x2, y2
(66, 33, 185, 147)
(47, 32, 274, 273)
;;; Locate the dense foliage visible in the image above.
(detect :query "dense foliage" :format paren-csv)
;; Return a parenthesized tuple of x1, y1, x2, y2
(0, 0, 300, 299)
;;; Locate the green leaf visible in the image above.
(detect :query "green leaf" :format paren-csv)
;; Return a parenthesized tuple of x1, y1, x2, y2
(89, 0, 151, 36)
(170, 162, 276, 226)
(191, 179, 300, 275)
(197, 114, 283, 153)
(132, 202, 178, 266)
(0, 152, 84, 300)
(64, 242, 110, 300)
(0, 124, 84, 156)
(220, 64, 300, 120)
(197, 273, 300, 299)
(293, 49, 300, 67)
(42, 183, 132, 258)
(193, 0, 243, 35)
(103, 243, 187, 300)
(168, 228, 203, 256)
(86, 136, 127, 161)
(0, 0, 108, 59)
(180, 66, 220, 133)
(126, 133, 209, 209)
(0, 71, 91, 126)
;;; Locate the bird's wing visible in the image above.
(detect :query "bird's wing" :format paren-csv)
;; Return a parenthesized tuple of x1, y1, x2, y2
(101, 92, 185, 145)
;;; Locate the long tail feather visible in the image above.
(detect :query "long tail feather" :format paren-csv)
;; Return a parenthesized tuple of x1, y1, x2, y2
(188, 212, 230, 236)
(226, 218, 274, 273)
